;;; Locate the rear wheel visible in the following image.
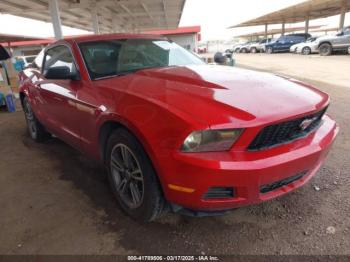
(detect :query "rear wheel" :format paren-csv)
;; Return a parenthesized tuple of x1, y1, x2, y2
(106, 128, 165, 222)
(319, 43, 332, 56)
(250, 47, 257, 53)
(23, 97, 50, 142)
(302, 46, 311, 55)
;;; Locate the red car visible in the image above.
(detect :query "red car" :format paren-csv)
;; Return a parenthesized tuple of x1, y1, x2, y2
(19, 34, 338, 221)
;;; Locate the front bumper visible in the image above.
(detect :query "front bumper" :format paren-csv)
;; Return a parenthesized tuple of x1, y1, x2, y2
(160, 115, 338, 211)
(296, 44, 319, 54)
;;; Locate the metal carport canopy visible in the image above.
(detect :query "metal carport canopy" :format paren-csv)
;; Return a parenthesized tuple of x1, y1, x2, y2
(0, 0, 186, 36)
(234, 25, 324, 39)
(228, 0, 350, 28)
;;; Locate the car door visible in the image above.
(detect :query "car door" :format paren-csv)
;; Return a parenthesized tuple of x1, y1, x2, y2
(275, 36, 287, 51)
(342, 27, 350, 47)
(332, 29, 350, 48)
(38, 44, 83, 149)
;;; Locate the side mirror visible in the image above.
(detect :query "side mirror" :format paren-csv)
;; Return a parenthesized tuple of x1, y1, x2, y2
(336, 32, 344, 36)
(45, 66, 79, 80)
(214, 52, 227, 65)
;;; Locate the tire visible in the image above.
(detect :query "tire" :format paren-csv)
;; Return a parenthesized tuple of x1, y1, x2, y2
(348, 46, 350, 55)
(302, 47, 311, 55)
(250, 47, 257, 53)
(241, 48, 247, 53)
(266, 47, 273, 54)
(106, 128, 165, 222)
(319, 43, 332, 56)
(23, 97, 50, 142)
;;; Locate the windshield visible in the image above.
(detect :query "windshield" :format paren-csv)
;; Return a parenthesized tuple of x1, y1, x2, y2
(79, 38, 205, 80)
(306, 37, 316, 43)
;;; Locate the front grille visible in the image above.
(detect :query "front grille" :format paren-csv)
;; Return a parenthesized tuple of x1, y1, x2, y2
(248, 107, 327, 151)
(260, 171, 308, 194)
(203, 187, 234, 199)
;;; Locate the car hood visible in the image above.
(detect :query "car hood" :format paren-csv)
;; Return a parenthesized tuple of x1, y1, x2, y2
(98, 65, 329, 128)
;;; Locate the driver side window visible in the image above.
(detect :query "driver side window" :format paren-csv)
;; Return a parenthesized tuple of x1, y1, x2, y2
(43, 45, 77, 76)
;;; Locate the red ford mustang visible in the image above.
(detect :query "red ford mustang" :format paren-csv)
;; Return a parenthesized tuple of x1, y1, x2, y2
(19, 34, 338, 221)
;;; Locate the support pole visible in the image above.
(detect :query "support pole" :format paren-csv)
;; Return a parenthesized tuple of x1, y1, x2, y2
(305, 17, 309, 34)
(339, 2, 346, 30)
(92, 7, 100, 34)
(265, 24, 268, 39)
(281, 22, 285, 36)
(49, 0, 63, 40)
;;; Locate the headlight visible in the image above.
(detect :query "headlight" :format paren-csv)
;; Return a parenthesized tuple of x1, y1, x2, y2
(181, 129, 243, 152)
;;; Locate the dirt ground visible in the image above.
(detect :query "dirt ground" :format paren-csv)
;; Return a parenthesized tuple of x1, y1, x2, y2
(0, 54, 349, 255)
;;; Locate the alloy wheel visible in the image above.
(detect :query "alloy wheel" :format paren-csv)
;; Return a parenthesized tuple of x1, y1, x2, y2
(23, 100, 37, 139)
(110, 144, 144, 209)
(320, 44, 331, 56)
(302, 47, 311, 55)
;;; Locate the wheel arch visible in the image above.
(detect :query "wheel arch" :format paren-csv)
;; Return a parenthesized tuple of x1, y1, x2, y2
(98, 119, 167, 198)
(318, 41, 332, 48)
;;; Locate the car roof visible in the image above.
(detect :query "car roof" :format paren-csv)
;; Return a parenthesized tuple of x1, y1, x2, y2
(54, 33, 167, 45)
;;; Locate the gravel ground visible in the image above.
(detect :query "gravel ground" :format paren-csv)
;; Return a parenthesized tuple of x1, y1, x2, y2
(0, 55, 349, 255)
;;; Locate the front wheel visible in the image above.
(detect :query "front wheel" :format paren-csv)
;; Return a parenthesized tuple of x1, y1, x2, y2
(106, 128, 165, 222)
(319, 43, 332, 56)
(302, 47, 311, 55)
(23, 97, 50, 142)
(266, 47, 273, 54)
(250, 47, 257, 53)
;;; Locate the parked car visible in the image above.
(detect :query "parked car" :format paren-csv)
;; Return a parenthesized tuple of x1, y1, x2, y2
(316, 26, 350, 56)
(290, 37, 318, 55)
(239, 41, 259, 53)
(254, 38, 274, 53)
(233, 42, 250, 53)
(265, 33, 312, 54)
(19, 34, 338, 221)
(16, 55, 37, 68)
(246, 40, 265, 53)
(197, 46, 207, 54)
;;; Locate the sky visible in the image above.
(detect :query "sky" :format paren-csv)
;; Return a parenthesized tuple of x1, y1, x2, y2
(0, 0, 349, 42)
(179, 0, 350, 41)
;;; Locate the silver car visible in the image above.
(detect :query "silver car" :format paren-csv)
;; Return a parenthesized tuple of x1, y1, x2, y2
(249, 38, 274, 53)
(290, 37, 318, 55)
(316, 26, 350, 56)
